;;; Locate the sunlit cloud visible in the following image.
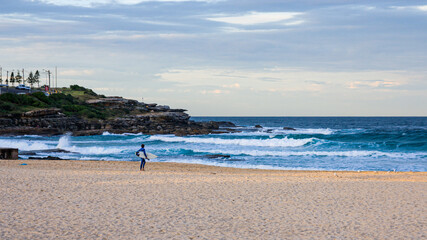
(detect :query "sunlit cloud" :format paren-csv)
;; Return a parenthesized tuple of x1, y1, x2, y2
(348, 80, 401, 89)
(207, 12, 303, 25)
(391, 5, 427, 12)
(222, 83, 240, 89)
(201, 89, 225, 95)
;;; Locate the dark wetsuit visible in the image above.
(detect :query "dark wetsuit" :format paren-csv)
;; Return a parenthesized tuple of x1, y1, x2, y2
(137, 147, 148, 170)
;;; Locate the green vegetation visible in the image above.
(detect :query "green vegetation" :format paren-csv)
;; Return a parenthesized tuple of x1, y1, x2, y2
(0, 85, 117, 119)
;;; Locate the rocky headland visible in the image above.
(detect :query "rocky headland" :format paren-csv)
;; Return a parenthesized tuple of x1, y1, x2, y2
(0, 86, 235, 136)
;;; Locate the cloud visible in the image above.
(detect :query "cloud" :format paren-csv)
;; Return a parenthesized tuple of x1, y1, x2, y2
(391, 5, 427, 12)
(206, 12, 303, 25)
(200, 89, 224, 95)
(34, 0, 220, 7)
(156, 67, 413, 95)
(222, 83, 240, 88)
(0, 13, 77, 25)
(60, 69, 95, 76)
(348, 80, 401, 89)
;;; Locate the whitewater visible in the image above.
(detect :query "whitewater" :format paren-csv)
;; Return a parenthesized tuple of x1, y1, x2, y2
(1, 117, 426, 172)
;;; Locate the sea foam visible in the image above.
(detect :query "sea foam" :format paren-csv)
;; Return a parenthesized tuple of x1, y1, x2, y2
(187, 148, 424, 159)
(0, 139, 50, 151)
(149, 135, 314, 147)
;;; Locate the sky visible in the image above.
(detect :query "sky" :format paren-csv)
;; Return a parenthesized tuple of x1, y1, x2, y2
(0, 0, 426, 116)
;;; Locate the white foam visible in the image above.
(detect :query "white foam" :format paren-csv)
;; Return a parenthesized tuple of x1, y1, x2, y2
(224, 128, 335, 138)
(53, 134, 130, 155)
(185, 148, 425, 159)
(0, 139, 51, 151)
(288, 128, 335, 135)
(149, 135, 314, 147)
(63, 145, 127, 155)
(102, 131, 144, 136)
(160, 157, 320, 171)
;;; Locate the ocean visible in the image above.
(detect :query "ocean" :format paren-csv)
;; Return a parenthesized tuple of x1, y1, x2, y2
(1, 117, 426, 172)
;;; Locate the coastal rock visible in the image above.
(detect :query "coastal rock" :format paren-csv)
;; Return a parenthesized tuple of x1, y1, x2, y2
(255, 125, 263, 128)
(205, 154, 231, 159)
(283, 127, 296, 131)
(0, 99, 235, 136)
(22, 108, 62, 118)
(28, 156, 63, 160)
(20, 148, 73, 155)
(216, 121, 236, 128)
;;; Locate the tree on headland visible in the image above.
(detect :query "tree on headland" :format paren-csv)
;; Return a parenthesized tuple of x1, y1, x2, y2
(34, 70, 40, 87)
(9, 72, 15, 86)
(27, 72, 35, 88)
(16, 71, 22, 85)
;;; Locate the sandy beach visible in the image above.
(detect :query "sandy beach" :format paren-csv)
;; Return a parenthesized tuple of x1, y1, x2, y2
(1, 160, 426, 239)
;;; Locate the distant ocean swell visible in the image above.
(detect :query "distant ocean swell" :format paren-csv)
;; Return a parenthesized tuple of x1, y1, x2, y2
(1, 117, 426, 172)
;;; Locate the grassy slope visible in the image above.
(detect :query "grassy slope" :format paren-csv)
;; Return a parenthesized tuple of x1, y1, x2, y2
(0, 85, 122, 120)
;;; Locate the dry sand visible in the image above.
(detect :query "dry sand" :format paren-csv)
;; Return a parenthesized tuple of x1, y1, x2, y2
(1, 160, 426, 239)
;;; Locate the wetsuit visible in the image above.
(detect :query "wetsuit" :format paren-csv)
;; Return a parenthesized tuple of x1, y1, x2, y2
(137, 147, 149, 170)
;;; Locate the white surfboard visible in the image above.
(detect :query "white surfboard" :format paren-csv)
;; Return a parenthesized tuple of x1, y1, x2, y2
(136, 151, 158, 159)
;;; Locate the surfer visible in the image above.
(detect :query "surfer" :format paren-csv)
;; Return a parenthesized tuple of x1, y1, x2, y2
(136, 144, 149, 171)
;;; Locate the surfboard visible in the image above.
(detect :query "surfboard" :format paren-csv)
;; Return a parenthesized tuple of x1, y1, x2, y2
(136, 151, 158, 159)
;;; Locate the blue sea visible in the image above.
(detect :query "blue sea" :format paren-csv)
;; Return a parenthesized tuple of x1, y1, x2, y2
(1, 117, 426, 172)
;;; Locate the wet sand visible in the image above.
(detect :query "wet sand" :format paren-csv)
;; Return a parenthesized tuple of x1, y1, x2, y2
(1, 160, 426, 239)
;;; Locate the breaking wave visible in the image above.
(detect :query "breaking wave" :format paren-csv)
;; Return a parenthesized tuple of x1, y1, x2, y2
(149, 135, 314, 147)
(0, 139, 50, 151)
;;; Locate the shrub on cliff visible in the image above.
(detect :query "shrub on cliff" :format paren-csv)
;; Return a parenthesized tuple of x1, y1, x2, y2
(31, 92, 50, 104)
(0, 101, 14, 112)
(0, 93, 44, 107)
(49, 93, 75, 106)
(62, 104, 106, 119)
(70, 85, 97, 96)
(63, 104, 86, 112)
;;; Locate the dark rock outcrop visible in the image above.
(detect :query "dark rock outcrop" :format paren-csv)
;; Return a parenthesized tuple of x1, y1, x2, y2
(20, 149, 73, 155)
(283, 127, 296, 131)
(205, 154, 231, 159)
(28, 156, 63, 160)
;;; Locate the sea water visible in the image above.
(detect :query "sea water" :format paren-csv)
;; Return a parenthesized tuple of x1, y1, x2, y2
(1, 117, 426, 172)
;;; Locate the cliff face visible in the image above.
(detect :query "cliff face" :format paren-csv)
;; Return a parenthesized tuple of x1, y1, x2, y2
(0, 96, 234, 136)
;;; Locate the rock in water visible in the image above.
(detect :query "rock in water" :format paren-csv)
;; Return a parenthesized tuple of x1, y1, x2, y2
(28, 156, 63, 160)
(205, 154, 231, 159)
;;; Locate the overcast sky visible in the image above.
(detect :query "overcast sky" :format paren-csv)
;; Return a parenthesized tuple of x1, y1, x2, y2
(1, 0, 426, 116)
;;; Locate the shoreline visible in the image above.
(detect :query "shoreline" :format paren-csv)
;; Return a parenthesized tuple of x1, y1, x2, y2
(1, 159, 426, 239)
(9, 158, 427, 175)
(3, 159, 427, 181)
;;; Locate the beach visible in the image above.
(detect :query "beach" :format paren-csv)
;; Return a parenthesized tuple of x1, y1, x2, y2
(1, 160, 426, 239)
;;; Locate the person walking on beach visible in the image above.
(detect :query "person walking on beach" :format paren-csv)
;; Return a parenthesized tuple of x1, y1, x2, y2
(136, 144, 149, 171)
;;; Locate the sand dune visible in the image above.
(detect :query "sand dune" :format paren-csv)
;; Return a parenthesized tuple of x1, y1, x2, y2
(1, 160, 426, 239)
